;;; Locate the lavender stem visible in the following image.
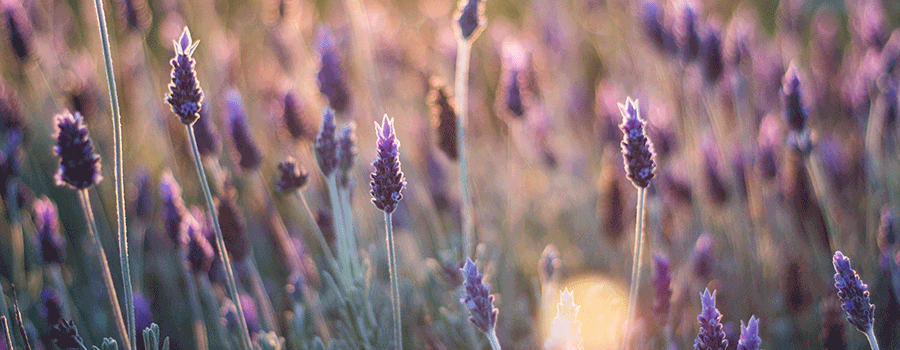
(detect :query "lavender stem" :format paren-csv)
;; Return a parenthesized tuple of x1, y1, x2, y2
(623, 187, 646, 350)
(866, 328, 881, 350)
(384, 212, 402, 350)
(456, 40, 474, 259)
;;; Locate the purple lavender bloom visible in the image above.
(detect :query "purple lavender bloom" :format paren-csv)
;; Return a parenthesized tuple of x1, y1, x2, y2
(283, 90, 314, 142)
(737, 316, 760, 350)
(132, 169, 152, 222)
(165, 27, 203, 125)
(539, 244, 562, 286)
(134, 292, 153, 345)
(49, 320, 85, 350)
(694, 288, 727, 350)
(34, 197, 65, 265)
(702, 140, 728, 205)
(429, 80, 458, 160)
(40, 288, 63, 327)
(879, 206, 897, 252)
(460, 258, 498, 334)
(3, 2, 31, 61)
(225, 295, 260, 335)
(316, 28, 350, 113)
(227, 90, 262, 170)
(618, 97, 656, 188)
(692, 233, 714, 278)
(832, 251, 875, 333)
(781, 65, 807, 132)
(185, 215, 214, 274)
(337, 123, 357, 188)
(701, 25, 723, 84)
(54, 110, 102, 190)
(455, 0, 485, 41)
(642, 1, 676, 56)
(160, 171, 188, 247)
(314, 109, 338, 176)
(370, 115, 406, 213)
(275, 157, 309, 193)
(652, 254, 672, 318)
(193, 104, 220, 157)
(677, 5, 701, 62)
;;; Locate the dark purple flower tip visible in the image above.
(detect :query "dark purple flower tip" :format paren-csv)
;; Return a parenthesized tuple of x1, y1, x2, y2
(275, 157, 309, 192)
(429, 79, 458, 160)
(781, 64, 807, 132)
(701, 25, 724, 84)
(193, 104, 220, 157)
(53, 110, 102, 190)
(217, 194, 250, 262)
(316, 28, 350, 113)
(132, 169, 152, 221)
(460, 258, 498, 334)
(642, 1, 677, 56)
(677, 4, 701, 62)
(498, 42, 529, 119)
(539, 244, 562, 286)
(160, 171, 188, 247)
(737, 315, 761, 350)
(3, 2, 31, 61)
(116, 0, 150, 33)
(370, 115, 406, 213)
(185, 214, 214, 274)
(40, 288, 63, 326)
(832, 251, 875, 333)
(49, 319, 85, 349)
(454, 0, 485, 41)
(34, 197, 65, 265)
(283, 90, 314, 142)
(879, 206, 897, 252)
(166, 26, 203, 125)
(652, 254, 672, 318)
(226, 90, 262, 170)
(337, 123, 357, 188)
(618, 97, 656, 188)
(314, 108, 338, 176)
(694, 288, 727, 350)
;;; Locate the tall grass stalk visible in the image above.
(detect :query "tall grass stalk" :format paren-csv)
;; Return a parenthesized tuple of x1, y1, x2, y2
(622, 187, 646, 350)
(89, 0, 134, 347)
(384, 212, 402, 350)
(455, 40, 474, 259)
(77, 190, 130, 350)
(866, 328, 881, 350)
(186, 124, 253, 350)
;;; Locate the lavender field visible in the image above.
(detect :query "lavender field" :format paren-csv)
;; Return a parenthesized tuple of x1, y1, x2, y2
(0, 0, 897, 349)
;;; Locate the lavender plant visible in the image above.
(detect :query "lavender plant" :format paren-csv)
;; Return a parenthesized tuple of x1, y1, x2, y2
(694, 289, 727, 350)
(737, 316, 761, 350)
(832, 251, 879, 350)
(460, 258, 501, 349)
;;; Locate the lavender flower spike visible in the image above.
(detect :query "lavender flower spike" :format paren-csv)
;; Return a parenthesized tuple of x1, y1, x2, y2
(314, 108, 338, 176)
(34, 197, 65, 265)
(460, 258, 498, 334)
(832, 251, 875, 333)
(316, 28, 350, 113)
(227, 90, 262, 170)
(454, 0, 486, 41)
(165, 27, 203, 125)
(652, 254, 672, 318)
(370, 115, 406, 213)
(54, 110, 102, 189)
(337, 123, 357, 188)
(694, 288, 727, 350)
(737, 316, 761, 350)
(619, 97, 655, 188)
(275, 157, 309, 192)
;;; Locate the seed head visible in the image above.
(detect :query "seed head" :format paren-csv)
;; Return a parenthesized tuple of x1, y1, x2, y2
(460, 258, 498, 334)
(370, 115, 406, 213)
(34, 197, 65, 265)
(53, 110, 102, 190)
(314, 108, 338, 176)
(832, 251, 875, 333)
(316, 28, 350, 113)
(619, 97, 656, 188)
(166, 27, 203, 125)
(694, 288, 727, 350)
(275, 157, 309, 192)
(227, 90, 262, 170)
(737, 316, 761, 350)
(454, 0, 485, 41)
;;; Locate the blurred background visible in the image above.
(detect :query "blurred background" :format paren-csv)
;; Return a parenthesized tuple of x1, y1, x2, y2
(2, 0, 900, 348)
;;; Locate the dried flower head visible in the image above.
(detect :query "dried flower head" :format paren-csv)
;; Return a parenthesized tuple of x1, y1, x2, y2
(314, 108, 338, 176)
(454, 0, 485, 41)
(166, 27, 203, 125)
(160, 171, 188, 247)
(429, 79, 458, 160)
(275, 157, 309, 192)
(34, 197, 65, 265)
(460, 258, 498, 334)
(694, 288, 727, 350)
(53, 110, 102, 190)
(737, 316, 761, 350)
(619, 97, 656, 188)
(337, 123, 357, 188)
(49, 320, 85, 350)
(544, 288, 584, 350)
(652, 254, 672, 318)
(316, 28, 350, 113)
(370, 115, 406, 213)
(832, 251, 875, 333)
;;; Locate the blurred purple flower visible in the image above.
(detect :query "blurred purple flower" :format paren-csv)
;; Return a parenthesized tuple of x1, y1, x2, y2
(429, 79, 458, 160)
(226, 89, 262, 170)
(34, 197, 65, 265)
(454, 0, 485, 41)
(283, 90, 314, 142)
(316, 28, 350, 113)
(40, 288, 63, 327)
(217, 193, 250, 262)
(676, 5, 701, 62)
(160, 171, 188, 247)
(3, 1, 31, 61)
(314, 108, 338, 176)
(652, 255, 671, 318)
(275, 157, 309, 193)
(337, 123, 357, 188)
(641, 1, 676, 56)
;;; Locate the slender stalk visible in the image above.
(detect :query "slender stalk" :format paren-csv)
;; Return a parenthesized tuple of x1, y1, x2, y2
(622, 187, 646, 350)
(6, 183, 23, 292)
(181, 257, 209, 350)
(244, 259, 278, 332)
(186, 125, 253, 350)
(10, 287, 32, 350)
(486, 328, 502, 350)
(197, 275, 233, 350)
(455, 40, 474, 259)
(0, 316, 13, 350)
(326, 176, 351, 279)
(866, 328, 881, 350)
(78, 190, 131, 350)
(89, 0, 134, 347)
(295, 191, 341, 278)
(805, 154, 840, 254)
(384, 212, 402, 350)
(340, 187, 361, 278)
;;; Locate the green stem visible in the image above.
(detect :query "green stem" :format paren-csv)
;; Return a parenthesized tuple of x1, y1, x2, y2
(244, 258, 278, 332)
(485, 328, 502, 350)
(384, 212, 402, 350)
(455, 40, 474, 259)
(339, 187, 360, 278)
(181, 255, 209, 350)
(197, 275, 233, 350)
(622, 187, 646, 350)
(186, 125, 253, 350)
(294, 191, 342, 281)
(326, 176, 350, 279)
(866, 328, 881, 350)
(78, 190, 131, 350)
(89, 0, 134, 347)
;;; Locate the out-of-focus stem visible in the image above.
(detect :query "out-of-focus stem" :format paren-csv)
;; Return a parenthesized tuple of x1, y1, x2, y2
(805, 154, 840, 254)
(186, 124, 253, 350)
(78, 190, 130, 350)
(384, 212, 402, 350)
(622, 187, 646, 350)
(339, 187, 360, 277)
(455, 40, 474, 259)
(181, 256, 209, 350)
(197, 275, 233, 350)
(244, 258, 278, 332)
(326, 176, 350, 280)
(50, 266, 93, 342)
